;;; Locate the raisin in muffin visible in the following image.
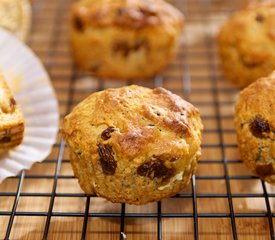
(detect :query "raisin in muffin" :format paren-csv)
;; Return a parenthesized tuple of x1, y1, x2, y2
(218, 1, 275, 88)
(235, 71, 275, 183)
(0, 0, 31, 41)
(69, 0, 184, 80)
(0, 74, 24, 149)
(62, 85, 203, 204)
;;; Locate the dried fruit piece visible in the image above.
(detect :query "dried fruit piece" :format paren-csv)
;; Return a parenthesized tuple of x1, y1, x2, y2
(249, 115, 270, 138)
(9, 98, 16, 106)
(0, 136, 11, 143)
(0, 129, 11, 144)
(132, 39, 149, 51)
(255, 14, 265, 22)
(116, 8, 125, 16)
(90, 64, 101, 72)
(74, 16, 84, 32)
(101, 127, 115, 140)
(9, 97, 16, 112)
(113, 40, 129, 57)
(139, 6, 157, 17)
(97, 143, 117, 175)
(137, 158, 173, 180)
(255, 163, 275, 177)
(113, 39, 149, 57)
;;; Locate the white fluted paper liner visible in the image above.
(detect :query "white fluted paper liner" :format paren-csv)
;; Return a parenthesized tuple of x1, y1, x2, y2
(0, 29, 59, 183)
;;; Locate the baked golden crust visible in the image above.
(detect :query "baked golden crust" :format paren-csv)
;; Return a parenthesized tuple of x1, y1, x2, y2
(235, 71, 275, 184)
(217, 1, 275, 88)
(71, 0, 182, 29)
(62, 85, 203, 204)
(69, 0, 184, 80)
(0, 0, 31, 41)
(0, 74, 24, 149)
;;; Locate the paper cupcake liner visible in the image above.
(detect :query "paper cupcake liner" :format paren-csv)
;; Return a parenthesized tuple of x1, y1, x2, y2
(0, 29, 59, 182)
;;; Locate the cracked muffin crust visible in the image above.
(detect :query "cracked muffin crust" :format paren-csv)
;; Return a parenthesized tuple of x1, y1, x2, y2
(218, 1, 275, 88)
(0, 74, 24, 149)
(69, 0, 184, 80)
(61, 85, 203, 204)
(235, 71, 275, 183)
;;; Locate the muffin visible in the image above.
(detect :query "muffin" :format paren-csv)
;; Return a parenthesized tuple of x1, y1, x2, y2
(0, 0, 31, 41)
(235, 71, 275, 183)
(0, 74, 25, 149)
(218, 1, 275, 88)
(62, 85, 203, 204)
(69, 0, 184, 80)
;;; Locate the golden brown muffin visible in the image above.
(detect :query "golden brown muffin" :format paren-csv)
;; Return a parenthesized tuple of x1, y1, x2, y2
(0, 74, 25, 149)
(62, 85, 203, 204)
(218, 1, 275, 88)
(235, 71, 275, 183)
(69, 0, 184, 80)
(0, 0, 31, 41)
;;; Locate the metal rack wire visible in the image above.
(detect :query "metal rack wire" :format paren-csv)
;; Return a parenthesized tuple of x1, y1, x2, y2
(0, 0, 274, 239)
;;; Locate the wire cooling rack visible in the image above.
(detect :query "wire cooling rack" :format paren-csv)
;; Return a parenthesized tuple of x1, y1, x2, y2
(0, 0, 275, 239)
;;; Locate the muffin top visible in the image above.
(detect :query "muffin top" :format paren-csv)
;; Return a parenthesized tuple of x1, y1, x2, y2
(62, 85, 203, 204)
(218, 1, 275, 68)
(235, 72, 275, 133)
(62, 85, 202, 167)
(70, 0, 184, 30)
